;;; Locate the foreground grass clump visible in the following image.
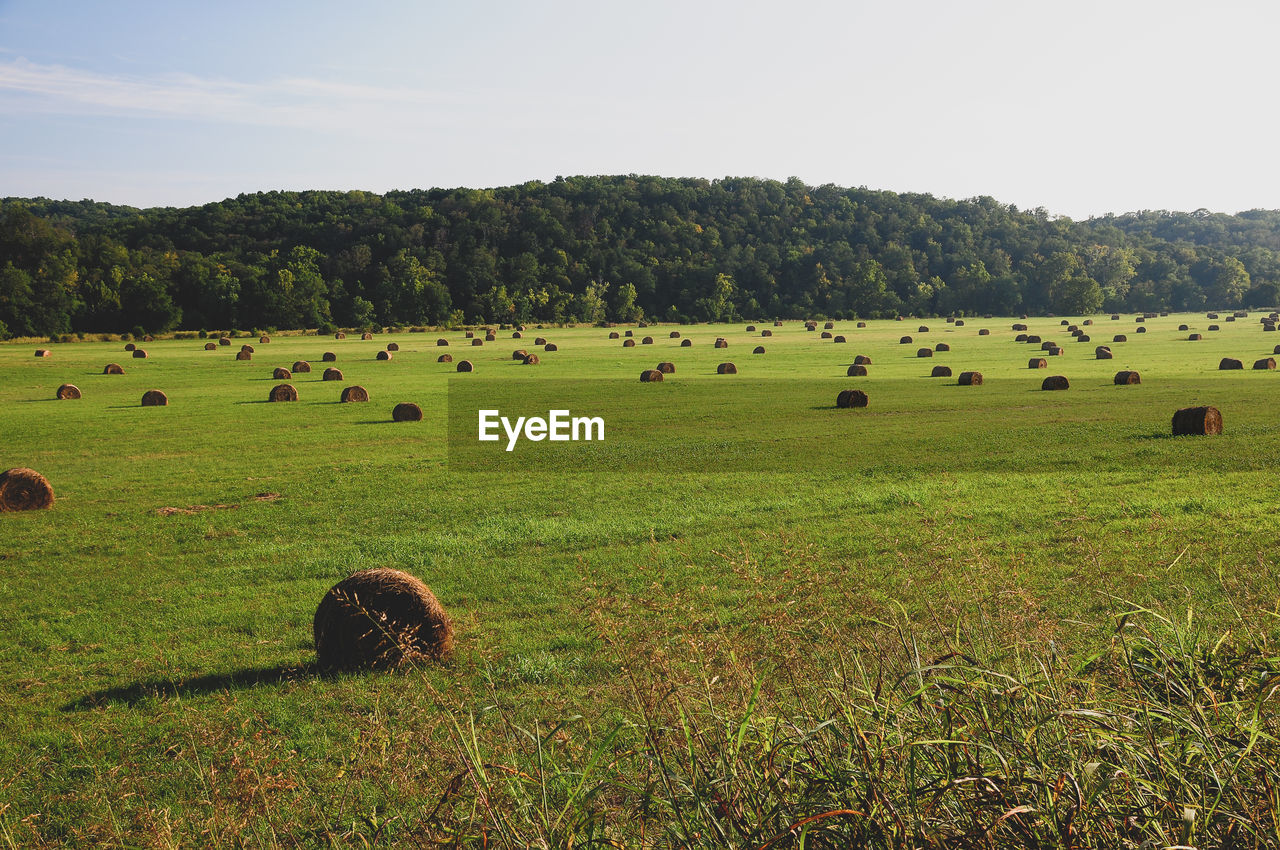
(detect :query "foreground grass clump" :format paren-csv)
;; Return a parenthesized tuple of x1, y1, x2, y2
(433, 606, 1279, 848)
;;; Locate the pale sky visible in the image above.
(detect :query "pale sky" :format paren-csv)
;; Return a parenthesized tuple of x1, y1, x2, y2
(0, 0, 1276, 219)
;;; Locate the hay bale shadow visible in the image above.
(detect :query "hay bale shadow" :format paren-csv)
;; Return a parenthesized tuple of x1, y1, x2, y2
(63, 661, 318, 710)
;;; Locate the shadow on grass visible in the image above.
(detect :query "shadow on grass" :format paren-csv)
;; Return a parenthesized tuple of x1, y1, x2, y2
(63, 661, 318, 710)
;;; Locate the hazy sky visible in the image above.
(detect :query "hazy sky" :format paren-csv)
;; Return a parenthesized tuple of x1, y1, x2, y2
(0, 0, 1276, 218)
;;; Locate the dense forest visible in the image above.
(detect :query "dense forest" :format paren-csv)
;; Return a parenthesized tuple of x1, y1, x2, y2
(2, 175, 1280, 337)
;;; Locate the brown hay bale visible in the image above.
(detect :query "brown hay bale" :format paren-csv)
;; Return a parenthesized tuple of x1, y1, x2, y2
(472, 338, 484, 346)
(1208, 324, 1219, 331)
(204, 342, 217, 350)
(124, 343, 136, 352)
(219, 337, 231, 346)
(916, 347, 933, 358)
(322, 352, 337, 362)
(958, 371, 983, 385)
(847, 364, 868, 376)
(854, 354, 872, 365)
(133, 349, 148, 359)
(240, 344, 255, 354)
(714, 338, 728, 348)
(375, 350, 392, 361)
(361, 333, 372, 340)
(1077, 335, 1090, 342)
(292, 360, 312, 373)
(1028, 358, 1047, 369)
(1114, 370, 1141, 385)
(141, 389, 168, 406)
(1026, 335, 1041, 343)
(341, 385, 370, 403)
(269, 383, 298, 402)
(918, 325, 929, 332)
(456, 360, 474, 372)
(746, 325, 756, 332)
(56, 383, 81, 400)
(509, 349, 528, 361)
(656, 361, 676, 373)
(437, 353, 453, 363)
(935, 342, 950, 351)
(1096, 348, 1113, 360)
(387, 342, 400, 351)
(322, 367, 344, 381)
(930, 365, 952, 377)
(805, 322, 817, 330)
(899, 335, 913, 344)
(1273, 344, 1280, 355)
(821, 331, 833, 339)
(857, 321, 867, 328)
(273, 367, 292, 379)
(392, 402, 423, 422)
(142, 335, 154, 342)
(641, 336, 654, 344)
(1253, 357, 1276, 370)
(1135, 316, 1144, 323)
(640, 369, 664, 382)
(680, 339, 692, 347)
(512, 332, 523, 339)
(836, 389, 868, 408)
(1041, 375, 1069, 390)
(534, 337, 548, 345)
(103, 363, 124, 375)
(523, 354, 540, 365)
(1188, 333, 1202, 341)
(717, 362, 737, 374)
(1047, 346, 1064, 356)
(978, 328, 990, 335)
(1061, 320, 1071, 326)
(1113, 334, 1127, 342)
(485, 333, 496, 341)
(1015, 333, 1028, 342)
(518, 325, 527, 331)
(313, 568, 452, 670)
(609, 331, 620, 339)
(1040, 341, 1057, 351)
(465, 330, 474, 338)
(1219, 358, 1244, 370)
(1207, 312, 1219, 319)
(753, 345, 766, 354)
(436, 338, 449, 346)
(825, 321, 835, 329)
(1173, 406, 1222, 436)
(335, 332, 346, 339)
(832, 335, 846, 343)
(544, 343, 558, 351)
(235, 350, 252, 361)
(1012, 323, 1028, 331)
(670, 331, 681, 338)
(0, 468, 54, 511)
(1178, 324, 1189, 331)
(1111, 314, 1120, 320)
(1235, 310, 1249, 317)
(33, 349, 51, 358)
(623, 330, 632, 337)
(1226, 317, 1236, 322)
(760, 329, 772, 337)
(1083, 319, 1093, 325)
(1135, 326, 1147, 333)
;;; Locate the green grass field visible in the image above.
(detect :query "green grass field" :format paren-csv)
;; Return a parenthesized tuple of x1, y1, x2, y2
(3, 314, 1280, 847)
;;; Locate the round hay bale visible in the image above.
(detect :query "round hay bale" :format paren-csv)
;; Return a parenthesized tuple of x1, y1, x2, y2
(510, 349, 528, 361)
(437, 353, 453, 363)
(544, 343, 558, 351)
(1178, 324, 1189, 331)
(1047, 346, 1063, 356)
(335, 332, 346, 339)
(0, 468, 54, 511)
(623, 330, 632, 337)
(717, 362, 737, 374)
(745, 325, 756, 332)
(240, 344, 255, 354)
(1015, 333, 1028, 342)
(1083, 319, 1093, 325)
(856, 321, 867, 328)
(1273, 344, 1280, 355)
(833, 335, 847, 343)
(132, 349, 148, 359)
(714, 338, 728, 348)
(958, 371, 983, 385)
(292, 360, 312, 373)
(392, 402, 423, 422)
(141, 389, 168, 406)
(918, 325, 929, 332)
(313, 568, 452, 670)
(978, 328, 990, 335)
(235, 350, 251, 361)
(1253, 357, 1276, 370)
(854, 354, 872, 365)
(456, 360, 474, 372)
(847, 364, 868, 376)
(1040, 341, 1057, 351)
(1208, 324, 1220, 331)
(1028, 358, 1047, 369)
(361, 333, 372, 340)
(322, 367, 344, 381)
(930, 365, 952, 377)
(103, 363, 124, 375)
(518, 325, 527, 332)
(376, 350, 392, 361)
(836, 389, 869, 408)
(1219, 358, 1244, 370)
(472, 338, 484, 346)
(340, 385, 369, 403)
(916, 347, 933, 358)
(273, 367, 292, 379)
(1113, 334, 1127, 342)
(124, 343, 136, 352)
(485, 333, 496, 341)
(825, 321, 835, 329)
(1061, 320, 1070, 326)
(640, 369, 664, 382)
(436, 338, 449, 346)
(219, 337, 231, 346)
(534, 337, 548, 345)
(269, 383, 298, 402)
(204, 342, 217, 350)
(1114, 370, 1141, 385)
(1012, 323, 1028, 331)
(1041, 375, 1069, 390)
(753, 345, 766, 354)
(656, 361, 676, 373)
(1077, 335, 1090, 342)
(321, 352, 337, 362)
(512, 332, 523, 339)
(1026, 335, 1042, 344)
(1135, 316, 1144, 323)
(608, 332, 620, 339)
(1173, 406, 1222, 436)
(1188, 333, 1202, 341)
(1135, 327, 1147, 334)
(935, 342, 950, 351)
(774, 320, 783, 327)
(680, 339, 692, 347)
(465, 330, 474, 338)
(1208, 313, 1219, 319)
(641, 336, 654, 344)
(56, 383, 81, 400)
(760, 329, 772, 337)
(670, 331, 681, 338)
(1096, 348, 1113, 360)
(1111, 314, 1120, 320)
(821, 331, 833, 339)
(523, 354, 540, 365)
(899, 336, 913, 344)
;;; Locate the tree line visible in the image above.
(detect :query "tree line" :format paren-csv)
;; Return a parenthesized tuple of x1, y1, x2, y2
(1, 176, 1278, 337)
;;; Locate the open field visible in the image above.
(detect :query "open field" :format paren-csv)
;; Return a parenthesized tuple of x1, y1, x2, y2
(3, 313, 1280, 846)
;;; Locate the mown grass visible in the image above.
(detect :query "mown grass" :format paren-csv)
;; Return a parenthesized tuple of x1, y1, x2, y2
(1, 314, 1278, 846)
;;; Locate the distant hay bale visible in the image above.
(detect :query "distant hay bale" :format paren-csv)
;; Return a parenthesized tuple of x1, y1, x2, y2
(235, 350, 251, 360)
(670, 331, 681, 338)
(437, 338, 449, 346)
(746, 325, 756, 332)
(544, 342, 559, 351)
(1076, 334, 1091, 342)
(623, 330, 632, 337)
(518, 325, 527, 331)
(856, 321, 867, 328)
(1219, 358, 1244, 370)
(753, 345, 766, 354)
(273, 367, 292, 379)
(456, 360, 474, 372)
(141, 389, 168, 406)
(1208, 324, 1219, 331)
(56, 383, 81, 400)
(313, 568, 452, 670)
(1114, 370, 1141, 384)
(1135, 317, 1144, 323)
(361, 333, 372, 340)
(847, 364, 868, 376)
(609, 332, 620, 339)
(930, 365, 952, 377)
(935, 342, 950, 351)
(916, 347, 933, 358)
(465, 331, 475, 338)
(472, 339, 484, 346)
(821, 331, 833, 339)
(322, 367, 344, 381)
(714, 338, 728, 348)
(1188, 333, 1202, 341)
(1253, 357, 1276, 370)
(292, 360, 311, 373)
(918, 325, 929, 332)
(958, 371, 983, 385)
(640, 369, 664, 382)
(1041, 375, 1069, 390)
(523, 354, 540, 365)
(204, 342, 217, 350)
(1113, 334, 1127, 342)
(899, 336, 913, 344)
(1273, 344, 1280, 355)
(1178, 324, 1189, 331)
(657, 361, 676, 373)
(437, 353, 453, 363)
(534, 337, 548, 345)
(322, 352, 337, 362)
(1015, 333, 1028, 342)
(978, 328, 990, 335)
(1172, 406, 1222, 436)
(641, 336, 654, 344)
(717, 362, 737, 374)
(1047, 346, 1063, 356)
(392, 402, 423, 422)
(387, 342, 400, 351)
(512, 332, 523, 339)
(1028, 357, 1047, 369)
(824, 321, 834, 329)
(335, 332, 346, 339)
(1111, 314, 1120, 320)
(340, 385, 369, 403)
(854, 354, 872, 365)
(1207, 313, 1219, 319)
(622, 338, 636, 348)
(1235, 310, 1249, 317)
(1226, 316, 1236, 322)
(269, 383, 298, 402)
(761, 330, 772, 337)
(143, 335, 154, 342)
(377, 350, 392, 360)
(485, 333, 496, 341)
(34, 349, 51, 358)
(219, 337, 231, 346)
(836, 389, 868, 408)
(1012, 323, 1028, 331)
(680, 339, 692, 347)
(103, 363, 124, 374)
(1040, 341, 1057, 351)
(1026, 335, 1041, 343)
(240, 344, 255, 353)
(1061, 320, 1070, 326)
(133, 349, 148, 359)
(0, 468, 54, 512)
(833, 335, 846, 343)
(124, 343, 136, 352)
(1083, 319, 1093, 325)
(1096, 348, 1113, 360)
(1135, 327, 1147, 333)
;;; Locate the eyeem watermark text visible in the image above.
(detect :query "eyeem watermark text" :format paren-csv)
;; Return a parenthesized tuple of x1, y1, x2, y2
(478, 409, 605, 451)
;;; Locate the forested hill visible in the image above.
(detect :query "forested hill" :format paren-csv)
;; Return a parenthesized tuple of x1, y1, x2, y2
(2, 175, 1279, 337)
